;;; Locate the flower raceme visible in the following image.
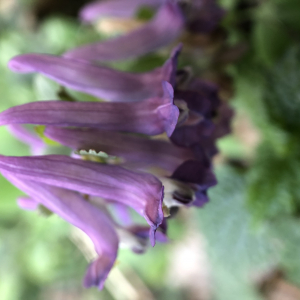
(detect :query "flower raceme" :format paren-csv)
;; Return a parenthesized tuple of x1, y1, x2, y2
(0, 0, 229, 291)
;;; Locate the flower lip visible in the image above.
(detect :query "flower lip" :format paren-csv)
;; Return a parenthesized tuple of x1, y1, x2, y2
(171, 159, 217, 188)
(170, 119, 215, 148)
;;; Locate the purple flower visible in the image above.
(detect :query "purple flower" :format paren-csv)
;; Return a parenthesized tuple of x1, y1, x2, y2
(0, 82, 179, 137)
(65, 2, 184, 62)
(3, 173, 119, 289)
(44, 126, 194, 173)
(175, 78, 221, 118)
(170, 119, 215, 148)
(170, 159, 217, 207)
(0, 154, 164, 245)
(8, 45, 181, 102)
(80, 0, 162, 22)
(0, 0, 231, 291)
(12, 182, 167, 288)
(170, 74, 232, 158)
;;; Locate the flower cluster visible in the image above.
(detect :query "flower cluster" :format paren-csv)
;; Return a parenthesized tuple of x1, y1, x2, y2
(0, 0, 230, 290)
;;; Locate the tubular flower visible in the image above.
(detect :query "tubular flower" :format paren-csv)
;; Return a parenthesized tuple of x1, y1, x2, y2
(65, 2, 184, 62)
(171, 73, 233, 158)
(0, 82, 179, 137)
(44, 127, 194, 173)
(0, 154, 164, 244)
(73, 0, 225, 64)
(8, 45, 181, 102)
(2, 173, 119, 289)
(1, 0, 231, 291)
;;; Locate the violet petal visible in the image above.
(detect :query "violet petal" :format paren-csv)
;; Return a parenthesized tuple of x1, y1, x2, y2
(171, 159, 217, 190)
(188, 78, 221, 115)
(0, 82, 179, 137)
(8, 46, 181, 102)
(67, 3, 184, 62)
(112, 203, 133, 226)
(44, 127, 193, 172)
(193, 191, 209, 207)
(170, 119, 215, 147)
(0, 155, 164, 242)
(3, 173, 118, 290)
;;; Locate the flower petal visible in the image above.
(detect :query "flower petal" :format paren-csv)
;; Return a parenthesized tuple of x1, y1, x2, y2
(0, 83, 179, 137)
(193, 191, 209, 207)
(3, 173, 118, 290)
(44, 126, 193, 173)
(66, 3, 184, 62)
(170, 119, 215, 147)
(8, 46, 181, 102)
(0, 154, 164, 242)
(117, 224, 168, 254)
(80, 0, 162, 22)
(171, 159, 217, 190)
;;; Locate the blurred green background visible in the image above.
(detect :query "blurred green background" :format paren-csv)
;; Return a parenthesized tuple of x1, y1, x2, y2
(1, 0, 300, 299)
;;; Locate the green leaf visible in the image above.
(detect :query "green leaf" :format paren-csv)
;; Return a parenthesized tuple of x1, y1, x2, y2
(269, 217, 300, 285)
(252, 1, 294, 66)
(197, 167, 278, 300)
(263, 47, 300, 133)
(247, 142, 300, 220)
